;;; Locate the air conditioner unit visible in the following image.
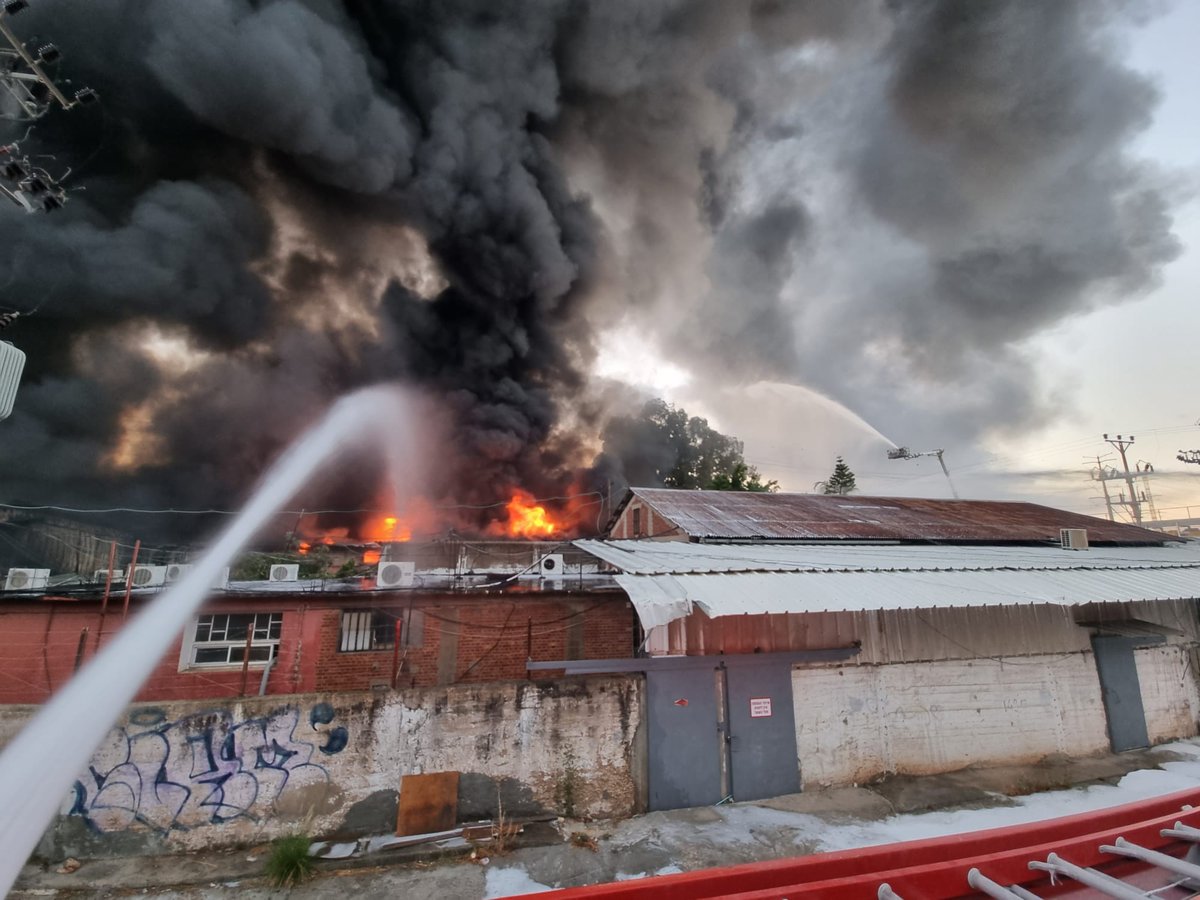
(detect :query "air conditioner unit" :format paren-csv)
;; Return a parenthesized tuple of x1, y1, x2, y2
(165, 563, 193, 583)
(130, 565, 168, 587)
(539, 554, 564, 576)
(0, 341, 26, 422)
(5, 567, 48, 591)
(1060, 528, 1089, 551)
(93, 568, 124, 584)
(269, 564, 299, 582)
(376, 561, 415, 589)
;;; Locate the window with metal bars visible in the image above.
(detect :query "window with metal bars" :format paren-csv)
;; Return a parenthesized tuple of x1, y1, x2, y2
(188, 612, 282, 667)
(339, 610, 395, 652)
(338, 609, 424, 652)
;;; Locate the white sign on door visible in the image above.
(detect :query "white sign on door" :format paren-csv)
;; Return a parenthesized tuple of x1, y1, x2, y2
(749, 697, 772, 718)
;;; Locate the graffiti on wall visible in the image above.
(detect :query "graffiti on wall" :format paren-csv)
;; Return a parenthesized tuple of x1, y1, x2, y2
(70, 702, 348, 834)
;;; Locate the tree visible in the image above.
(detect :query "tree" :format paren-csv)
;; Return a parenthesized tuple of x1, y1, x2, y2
(707, 460, 778, 493)
(596, 399, 777, 493)
(820, 456, 857, 495)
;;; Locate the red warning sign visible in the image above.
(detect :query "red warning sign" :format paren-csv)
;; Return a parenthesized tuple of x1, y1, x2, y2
(673, 698, 688, 707)
(749, 697, 772, 718)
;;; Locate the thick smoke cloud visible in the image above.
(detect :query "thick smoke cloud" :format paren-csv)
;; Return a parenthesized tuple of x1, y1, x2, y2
(0, 0, 1180, 540)
(146, 0, 418, 193)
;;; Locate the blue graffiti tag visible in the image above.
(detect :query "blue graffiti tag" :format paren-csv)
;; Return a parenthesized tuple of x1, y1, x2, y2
(69, 703, 348, 834)
(310, 701, 350, 755)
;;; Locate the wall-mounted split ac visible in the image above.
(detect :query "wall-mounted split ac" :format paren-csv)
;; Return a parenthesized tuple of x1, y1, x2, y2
(5, 568, 49, 591)
(539, 554, 564, 576)
(165, 563, 192, 583)
(92, 568, 125, 584)
(376, 561, 415, 589)
(130, 565, 168, 588)
(269, 563, 300, 582)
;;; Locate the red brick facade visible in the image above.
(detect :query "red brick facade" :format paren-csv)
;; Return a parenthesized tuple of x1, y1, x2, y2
(0, 589, 635, 704)
(314, 593, 635, 690)
(608, 497, 685, 540)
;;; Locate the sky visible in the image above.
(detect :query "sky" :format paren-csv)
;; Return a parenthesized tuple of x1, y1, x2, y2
(1, 1, 1196, 540)
(599, 0, 1200, 525)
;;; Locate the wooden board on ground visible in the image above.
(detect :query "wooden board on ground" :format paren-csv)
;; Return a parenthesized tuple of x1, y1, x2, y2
(396, 771, 459, 836)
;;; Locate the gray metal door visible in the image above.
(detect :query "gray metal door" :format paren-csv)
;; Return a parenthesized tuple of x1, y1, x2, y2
(725, 661, 800, 801)
(646, 665, 723, 810)
(1092, 636, 1150, 752)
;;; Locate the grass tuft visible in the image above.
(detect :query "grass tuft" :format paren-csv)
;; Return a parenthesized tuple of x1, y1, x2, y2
(264, 834, 315, 888)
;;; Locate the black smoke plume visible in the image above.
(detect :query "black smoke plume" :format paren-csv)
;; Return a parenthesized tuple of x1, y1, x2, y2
(0, 0, 1179, 543)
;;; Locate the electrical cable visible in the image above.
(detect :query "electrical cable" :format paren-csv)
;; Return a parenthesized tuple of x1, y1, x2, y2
(0, 490, 604, 517)
(457, 603, 517, 679)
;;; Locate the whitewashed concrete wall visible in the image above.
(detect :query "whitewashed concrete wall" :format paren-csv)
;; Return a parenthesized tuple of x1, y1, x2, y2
(794, 653, 1121, 788)
(0, 676, 642, 858)
(1137, 644, 1200, 743)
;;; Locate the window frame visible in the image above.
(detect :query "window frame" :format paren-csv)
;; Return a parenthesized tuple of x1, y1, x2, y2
(180, 611, 283, 670)
(338, 608, 424, 653)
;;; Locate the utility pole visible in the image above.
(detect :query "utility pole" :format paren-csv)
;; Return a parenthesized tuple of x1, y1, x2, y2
(1103, 434, 1141, 524)
(1087, 454, 1116, 521)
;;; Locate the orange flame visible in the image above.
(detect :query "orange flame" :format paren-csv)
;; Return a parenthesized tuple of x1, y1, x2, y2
(298, 541, 311, 555)
(500, 489, 558, 538)
(363, 549, 381, 565)
(363, 514, 412, 543)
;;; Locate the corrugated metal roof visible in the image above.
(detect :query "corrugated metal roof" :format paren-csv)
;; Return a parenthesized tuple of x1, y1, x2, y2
(576, 539, 1200, 575)
(575, 539, 1200, 627)
(621, 488, 1176, 544)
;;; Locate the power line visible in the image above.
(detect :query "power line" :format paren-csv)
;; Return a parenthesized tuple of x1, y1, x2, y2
(0, 491, 603, 517)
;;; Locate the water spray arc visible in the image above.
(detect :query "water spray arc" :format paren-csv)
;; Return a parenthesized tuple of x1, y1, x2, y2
(0, 386, 417, 893)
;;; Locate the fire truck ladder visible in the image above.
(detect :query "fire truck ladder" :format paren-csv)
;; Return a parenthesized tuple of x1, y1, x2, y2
(539, 788, 1200, 900)
(879, 821, 1200, 900)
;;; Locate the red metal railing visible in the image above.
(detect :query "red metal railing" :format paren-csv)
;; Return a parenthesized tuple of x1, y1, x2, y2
(538, 788, 1200, 899)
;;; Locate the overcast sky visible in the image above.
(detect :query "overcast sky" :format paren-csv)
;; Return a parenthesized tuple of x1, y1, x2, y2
(602, 0, 1200, 525)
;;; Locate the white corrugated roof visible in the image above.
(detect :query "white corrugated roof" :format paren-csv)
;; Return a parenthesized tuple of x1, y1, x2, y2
(575, 540, 1200, 627)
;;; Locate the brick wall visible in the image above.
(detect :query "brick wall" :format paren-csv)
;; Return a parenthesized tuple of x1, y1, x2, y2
(0, 591, 635, 703)
(609, 498, 684, 540)
(314, 593, 635, 692)
(0, 598, 316, 704)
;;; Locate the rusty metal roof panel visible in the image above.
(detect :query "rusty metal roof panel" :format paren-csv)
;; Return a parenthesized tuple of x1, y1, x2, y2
(625, 488, 1175, 544)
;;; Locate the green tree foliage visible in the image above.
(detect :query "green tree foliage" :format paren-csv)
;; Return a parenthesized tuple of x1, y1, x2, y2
(231, 550, 329, 581)
(820, 456, 857, 495)
(707, 461, 779, 493)
(598, 399, 778, 492)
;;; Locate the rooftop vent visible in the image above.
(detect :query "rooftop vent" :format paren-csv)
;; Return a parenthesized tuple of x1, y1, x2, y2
(1060, 528, 1089, 551)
